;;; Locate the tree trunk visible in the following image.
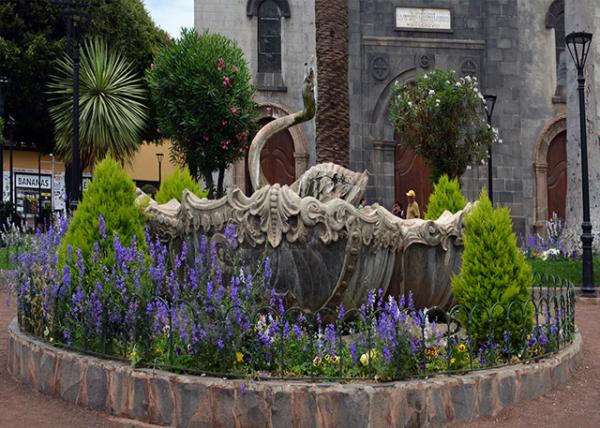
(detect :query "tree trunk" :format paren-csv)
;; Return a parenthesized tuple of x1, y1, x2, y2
(202, 169, 215, 199)
(314, 0, 350, 167)
(216, 166, 225, 198)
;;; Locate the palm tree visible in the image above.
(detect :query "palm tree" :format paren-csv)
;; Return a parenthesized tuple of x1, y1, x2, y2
(48, 37, 148, 168)
(314, 0, 350, 168)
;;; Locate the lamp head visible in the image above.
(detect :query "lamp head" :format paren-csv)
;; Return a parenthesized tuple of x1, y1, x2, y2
(565, 31, 593, 72)
(483, 94, 497, 122)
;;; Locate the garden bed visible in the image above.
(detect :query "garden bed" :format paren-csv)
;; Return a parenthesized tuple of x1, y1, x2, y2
(7, 317, 582, 427)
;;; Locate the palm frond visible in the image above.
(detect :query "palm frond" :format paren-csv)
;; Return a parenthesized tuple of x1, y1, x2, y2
(48, 37, 148, 167)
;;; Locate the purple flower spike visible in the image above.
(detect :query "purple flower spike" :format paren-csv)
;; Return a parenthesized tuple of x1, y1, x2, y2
(98, 214, 106, 241)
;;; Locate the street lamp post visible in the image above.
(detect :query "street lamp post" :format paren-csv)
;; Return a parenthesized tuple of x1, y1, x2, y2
(6, 115, 14, 212)
(156, 153, 164, 186)
(484, 94, 497, 205)
(565, 31, 595, 297)
(0, 75, 7, 207)
(50, 0, 91, 212)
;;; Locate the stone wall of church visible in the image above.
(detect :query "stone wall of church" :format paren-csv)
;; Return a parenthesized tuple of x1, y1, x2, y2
(564, 0, 600, 250)
(347, 0, 574, 234)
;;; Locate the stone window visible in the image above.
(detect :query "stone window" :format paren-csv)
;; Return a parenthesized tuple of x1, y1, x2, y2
(258, 1, 282, 73)
(247, 0, 290, 92)
(546, 0, 566, 102)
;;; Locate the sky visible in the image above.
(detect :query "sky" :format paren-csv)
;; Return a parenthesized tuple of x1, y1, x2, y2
(144, 0, 194, 38)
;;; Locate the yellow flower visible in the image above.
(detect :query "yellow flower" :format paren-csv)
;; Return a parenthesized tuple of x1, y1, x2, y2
(235, 351, 244, 364)
(130, 350, 138, 360)
(313, 355, 322, 367)
(457, 343, 466, 353)
(450, 357, 456, 365)
(425, 347, 439, 358)
(360, 353, 370, 367)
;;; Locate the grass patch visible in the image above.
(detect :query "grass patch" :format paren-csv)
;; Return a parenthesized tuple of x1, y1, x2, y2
(527, 256, 600, 286)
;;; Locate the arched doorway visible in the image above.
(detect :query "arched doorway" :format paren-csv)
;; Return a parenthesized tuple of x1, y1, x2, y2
(245, 117, 296, 193)
(534, 116, 567, 229)
(394, 141, 433, 216)
(546, 131, 567, 221)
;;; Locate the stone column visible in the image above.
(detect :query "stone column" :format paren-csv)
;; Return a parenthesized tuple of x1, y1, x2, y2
(564, 0, 600, 251)
(372, 140, 396, 208)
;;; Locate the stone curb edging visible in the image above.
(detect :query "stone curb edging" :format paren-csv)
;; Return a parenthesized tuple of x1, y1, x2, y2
(6, 318, 582, 428)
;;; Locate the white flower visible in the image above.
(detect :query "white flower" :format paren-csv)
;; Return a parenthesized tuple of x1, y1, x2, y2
(465, 75, 472, 81)
(455, 82, 462, 87)
(428, 89, 435, 96)
(407, 101, 413, 107)
(423, 74, 429, 79)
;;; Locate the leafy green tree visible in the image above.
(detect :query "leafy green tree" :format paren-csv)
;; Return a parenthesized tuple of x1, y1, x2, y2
(155, 168, 207, 204)
(452, 191, 533, 349)
(390, 69, 497, 181)
(424, 174, 467, 220)
(59, 157, 146, 267)
(147, 29, 258, 197)
(48, 38, 148, 168)
(0, 0, 166, 150)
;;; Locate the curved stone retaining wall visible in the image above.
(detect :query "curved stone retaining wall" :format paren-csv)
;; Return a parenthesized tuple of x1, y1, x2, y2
(7, 318, 582, 427)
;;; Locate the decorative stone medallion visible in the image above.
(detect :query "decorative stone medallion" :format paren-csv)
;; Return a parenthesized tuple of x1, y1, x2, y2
(461, 59, 478, 78)
(370, 55, 390, 81)
(418, 54, 435, 69)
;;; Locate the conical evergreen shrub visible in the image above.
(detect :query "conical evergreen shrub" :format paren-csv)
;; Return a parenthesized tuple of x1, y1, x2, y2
(155, 168, 207, 204)
(424, 174, 467, 220)
(59, 157, 146, 266)
(452, 191, 533, 349)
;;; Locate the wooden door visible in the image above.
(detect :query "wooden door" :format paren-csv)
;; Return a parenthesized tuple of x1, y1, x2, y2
(546, 131, 567, 221)
(394, 143, 433, 215)
(246, 117, 296, 193)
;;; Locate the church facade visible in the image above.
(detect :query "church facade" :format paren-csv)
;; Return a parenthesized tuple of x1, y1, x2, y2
(195, 0, 600, 236)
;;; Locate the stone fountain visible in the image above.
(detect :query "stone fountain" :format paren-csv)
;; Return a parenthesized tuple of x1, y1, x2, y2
(142, 69, 470, 312)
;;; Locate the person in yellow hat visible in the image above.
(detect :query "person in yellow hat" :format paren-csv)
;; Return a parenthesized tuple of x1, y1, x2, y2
(406, 190, 420, 219)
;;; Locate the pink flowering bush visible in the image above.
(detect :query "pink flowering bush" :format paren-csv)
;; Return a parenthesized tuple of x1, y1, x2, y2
(146, 29, 258, 197)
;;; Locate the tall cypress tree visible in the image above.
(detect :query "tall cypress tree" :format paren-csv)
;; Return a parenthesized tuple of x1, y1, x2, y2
(452, 191, 533, 348)
(424, 174, 467, 220)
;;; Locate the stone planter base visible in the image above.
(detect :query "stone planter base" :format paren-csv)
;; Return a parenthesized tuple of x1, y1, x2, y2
(7, 318, 582, 427)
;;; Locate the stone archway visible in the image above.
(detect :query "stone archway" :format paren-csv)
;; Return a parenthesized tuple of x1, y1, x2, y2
(232, 102, 310, 192)
(534, 115, 567, 230)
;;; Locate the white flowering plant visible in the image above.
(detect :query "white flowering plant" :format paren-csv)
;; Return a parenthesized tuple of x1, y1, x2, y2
(390, 69, 497, 181)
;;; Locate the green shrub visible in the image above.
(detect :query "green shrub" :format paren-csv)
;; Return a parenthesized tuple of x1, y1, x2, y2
(155, 168, 207, 204)
(452, 191, 533, 349)
(424, 175, 467, 220)
(59, 157, 146, 267)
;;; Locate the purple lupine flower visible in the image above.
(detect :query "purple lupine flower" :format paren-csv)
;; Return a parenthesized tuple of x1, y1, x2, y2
(264, 257, 272, 283)
(200, 236, 208, 264)
(99, 214, 106, 241)
(338, 304, 345, 322)
(62, 265, 71, 288)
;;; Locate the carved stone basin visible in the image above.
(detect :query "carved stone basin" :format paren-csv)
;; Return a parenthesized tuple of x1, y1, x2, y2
(143, 180, 469, 312)
(143, 67, 468, 312)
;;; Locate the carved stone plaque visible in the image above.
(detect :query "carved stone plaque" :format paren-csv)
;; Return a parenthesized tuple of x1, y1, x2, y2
(396, 8, 452, 30)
